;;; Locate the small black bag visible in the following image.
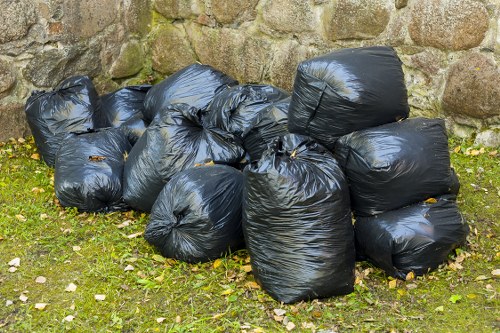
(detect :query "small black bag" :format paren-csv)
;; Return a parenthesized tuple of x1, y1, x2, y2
(99, 85, 151, 145)
(123, 104, 245, 212)
(25, 76, 100, 167)
(145, 165, 244, 263)
(288, 46, 409, 150)
(143, 64, 238, 122)
(355, 195, 469, 279)
(334, 118, 456, 216)
(54, 128, 131, 212)
(243, 134, 355, 303)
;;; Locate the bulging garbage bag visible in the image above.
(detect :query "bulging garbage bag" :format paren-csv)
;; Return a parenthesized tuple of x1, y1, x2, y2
(54, 128, 131, 212)
(288, 46, 409, 150)
(25, 76, 100, 167)
(355, 195, 469, 279)
(334, 118, 456, 216)
(205, 84, 289, 139)
(145, 165, 244, 263)
(143, 64, 238, 122)
(99, 85, 151, 145)
(243, 97, 290, 161)
(123, 103, 245, 212)
(243, 134, 355, 303)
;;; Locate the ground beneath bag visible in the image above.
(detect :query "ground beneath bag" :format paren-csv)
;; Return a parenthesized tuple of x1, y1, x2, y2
(145, 165, 245, 263)
(143, 63, 238, 123)
(243, 134, 355, 303)
(99, 85, 151, 145)
(355, 195, 469, 279)
(334, 117, 456, 216)
(123, 103, 245, 212)
(54, 128, 131, 212)
(288, 46, 409, 150)
(24, 76, 100, 167)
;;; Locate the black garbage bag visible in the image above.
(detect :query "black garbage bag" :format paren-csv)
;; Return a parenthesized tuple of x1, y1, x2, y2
(243, 97, 290, 161)
(143, 64, 238, 122)
(288, 46, 409, 150)
(145, 165, 244, 263)
(243, 134, 355, 303)
(25, 76, 100, 167)
(99, 85, 151, 145)
(54, 128, 131, 212)
(334, 118, 456, 216)
(355, 195, 469, 279)
(123, 103, 245, 212)
(205, 84, 289, 139)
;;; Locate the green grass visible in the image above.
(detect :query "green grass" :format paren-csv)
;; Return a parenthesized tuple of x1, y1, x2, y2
(0, 136, 498, 333)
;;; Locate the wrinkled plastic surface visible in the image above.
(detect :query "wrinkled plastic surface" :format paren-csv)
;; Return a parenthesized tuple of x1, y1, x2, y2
(243, 134, 355, 303)
(334, 118, 456, 216)
(54, 128, 131, 212)
(243, 97, 290, 161)
(123, 104, 245, 212)
(25, 76, 99, 167)
(143, 64, 238, 122)
(205, 84, 289, 139)
(288, 46, 409, 150)
(145, 165, 244, 263)
(355, 195, 469, 279)
(100, 85, 151, 145)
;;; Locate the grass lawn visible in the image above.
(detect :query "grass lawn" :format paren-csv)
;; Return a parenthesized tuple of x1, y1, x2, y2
(0, 136, 498, 333)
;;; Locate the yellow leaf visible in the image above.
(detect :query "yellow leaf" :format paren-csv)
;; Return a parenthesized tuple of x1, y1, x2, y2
(388, 279, 397, 289)
(489, 150, 498, 157)
(453, 146, 461, 153)
(397, 289, 406, 296)
(15, 214, 27, 222)
(213, 259, 223, 269)
(35, 303, 48, 310)
(126, 232, 143, 239)
(434, 305, 444, 312)
(245, 281, 261, 290)
(406, 271, 415, 281)
(424, 198, 437, 204)
(221, 289, 233, 296)
(470, 149, 480, 156)
(30, 153, 40, 160)
(241, 265, 252, 273)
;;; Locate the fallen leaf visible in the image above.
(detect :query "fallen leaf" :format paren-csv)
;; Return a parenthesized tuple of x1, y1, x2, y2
(94, 294, 106, 301)
(65, 283, 77, 292)
(35, 303, 48, 310)
(434, 305, 444, 312)
(15, 214, 26, 222)
(491, 269, 500, 277)
(241, 265, 252, 273)
(124, 265, 134, 271)
(39, 214, 49, 220)
(286, 321, 296, 331)
(449, 294, 462, 304)
(70, 304, 76, 310)
(63, 315, 75, 322)
(19, 294, 28, 302)
(151, 254, 166, 263)
(274, 309, 286, 317)
(302, 322, 316, 329)
(116, 220, 131, 229)
(406, 283, 418, 290)
(475, 275, 490, 281)
(424, 198, 438, 204)
(453, 146, 461, 153)
(406, 271, 415, 281)
(31, 187, 45, 193)
(5, 300, 13, 306)
(274, 315, 284, 322)
(8, 257, 20, 267)
(175, 316, 181, 323)
(470, 149, 481, 156)
(245, 281, 260, 289)
(127, 232, 143, 239)
(8, 267, 17, 273)
(489, 150, 497, 157)
(35, 276, 46, 284)
(388, 279, 397, 289)
(213, 259, 223, 269)
(18, 138, 26, 143)
(156, 317, 166, 323)
(72, 246, 81, 252)
(30, 153, 40, 160)
(221, 289, 233, 296)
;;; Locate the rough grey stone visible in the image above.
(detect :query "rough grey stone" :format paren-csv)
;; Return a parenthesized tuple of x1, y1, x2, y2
(324, 0, 392, 40)
(443, 53, 500, 120)
(0, 103, 30, 142)
(474, 130, 500, 148)
(262, 0, 317, 33)
(0, 60, 16, 98)
(211, 0, 259, 25)
(409, 0, 489, 51)
(151, 24, 197, 75)
(153, 0, 202, 19)
(395, 0, 408, 9)
(269, 40, 309, 91)
(0, 0, 37, 44)
(125, 0, 152, 35)
(109, 40, 145, 78)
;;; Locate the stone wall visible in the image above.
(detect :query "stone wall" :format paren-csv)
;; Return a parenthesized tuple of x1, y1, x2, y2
(1, 0, 499, 145)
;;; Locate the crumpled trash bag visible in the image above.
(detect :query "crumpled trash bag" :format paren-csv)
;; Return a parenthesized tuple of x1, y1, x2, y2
(355, 195, 469, 279)
(54, 128, 131, 212)
(243, 134, 355, 303)
(25, 76, 100, 167)
(205, 84, 289, 139)
(145, 165, 245, 263)
(143, 63, 238, 122)
(99, 85, 151, 145)
(288, 46, 409, 150)
(123, 103, 245, 212)
(242, 97, 290, 161)
(334, 117, 456, 216)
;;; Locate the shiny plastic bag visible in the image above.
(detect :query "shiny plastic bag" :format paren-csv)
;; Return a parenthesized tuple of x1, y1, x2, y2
(143, 64, 238, 122)
(99, 85, 151, 145)
(288, 46, 409, 150)
(123, 104, 245, 212)
(205, 84, 289, 139)
(54, 128, 131, 212)
(145, 165, 244, 263)
(355, 195, 469, 279)
(243, 97, 290, 161)
(243, 134, 355, 303)
(25, 76, 100, 167)
(334, 118, 456, 216)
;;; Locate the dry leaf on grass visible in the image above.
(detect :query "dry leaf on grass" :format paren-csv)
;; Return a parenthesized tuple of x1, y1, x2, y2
(19, 294, 28, 302)
(8, 257, 20, 267)
(65, 283, 77, 292)
(35, 276, 46, 284)
(35, 303, 48, 310)
(63, 315, 75, 322)
(94, 294, 106, 301)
